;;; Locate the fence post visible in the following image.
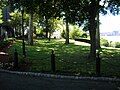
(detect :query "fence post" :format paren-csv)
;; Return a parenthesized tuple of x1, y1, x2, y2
(96, 52, 101, 76)
(14, 49, 18, 70)
(51, 50, 55, 73)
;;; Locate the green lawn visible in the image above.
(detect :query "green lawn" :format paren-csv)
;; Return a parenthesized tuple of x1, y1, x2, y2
(8, 39, 120, 77)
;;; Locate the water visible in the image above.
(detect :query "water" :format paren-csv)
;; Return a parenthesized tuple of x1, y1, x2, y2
(101, 36, 120, 42)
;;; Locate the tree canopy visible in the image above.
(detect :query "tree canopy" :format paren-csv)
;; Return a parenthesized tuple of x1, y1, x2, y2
(1, 0, 120, 59)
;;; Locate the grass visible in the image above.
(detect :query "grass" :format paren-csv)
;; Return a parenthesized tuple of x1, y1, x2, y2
(8, 39, 120, 77)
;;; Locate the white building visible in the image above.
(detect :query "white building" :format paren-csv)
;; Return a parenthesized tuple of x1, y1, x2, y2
(51, 30, 61, 39)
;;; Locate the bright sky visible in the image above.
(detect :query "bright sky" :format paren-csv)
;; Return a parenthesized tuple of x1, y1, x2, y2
(100, 13, 120, 32)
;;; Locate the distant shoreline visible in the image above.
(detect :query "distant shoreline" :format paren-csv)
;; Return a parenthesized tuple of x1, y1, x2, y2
(101, 36, 120, 42)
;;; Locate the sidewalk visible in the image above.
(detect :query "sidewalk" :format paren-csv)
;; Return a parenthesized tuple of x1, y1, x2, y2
(0, 71, 119, 90)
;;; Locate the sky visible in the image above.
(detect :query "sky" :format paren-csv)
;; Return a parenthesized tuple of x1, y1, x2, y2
(100, 13, 120, 32)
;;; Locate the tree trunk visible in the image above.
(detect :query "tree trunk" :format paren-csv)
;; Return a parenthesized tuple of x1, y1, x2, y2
(96, 12, 100, 49)
(65, 17, 69, 44)
(88, 1, 98, 60)
(89, 18, 96, 60)
(28, 11, 33, 45)
(45, 30, 48, 38)
(45, 16, 49, 38)
(48, 32, 51, 41)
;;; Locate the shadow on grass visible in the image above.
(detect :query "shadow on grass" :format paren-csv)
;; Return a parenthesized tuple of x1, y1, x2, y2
(7, 39, 120, 77)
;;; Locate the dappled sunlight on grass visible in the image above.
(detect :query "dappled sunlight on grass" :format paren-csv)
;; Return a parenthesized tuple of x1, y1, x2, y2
(100, 48, 120, 77)
(8, 39, 120, 77)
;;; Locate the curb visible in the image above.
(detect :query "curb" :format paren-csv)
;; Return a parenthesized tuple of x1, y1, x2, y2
(0, 69, 120, 82)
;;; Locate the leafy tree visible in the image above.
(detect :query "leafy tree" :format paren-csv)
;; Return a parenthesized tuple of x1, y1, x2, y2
(73, 0, 100, 60)
(38, 0, 58, 39)
(70, 26, 84, 39)
(9, 0, 38, 45)
(82, 0, 120, 60)
(107, 0, 120, 15)
(6, 0, 120, 60)
(9, 10, 21, 37)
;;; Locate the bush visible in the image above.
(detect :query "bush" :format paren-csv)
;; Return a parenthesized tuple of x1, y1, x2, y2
(106, 41, 120, 48)
(36, 28, 44, 38)
(100, 38, 109, 47)
(109, 41, 115, 47)
(0, 40, 9, 48)
(70, 29, 81, 39)
(115, 42, 120, 48)
(81, 33, 88, 38)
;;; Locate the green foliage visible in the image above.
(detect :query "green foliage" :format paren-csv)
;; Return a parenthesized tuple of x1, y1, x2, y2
(100, 40, 120, 48)
(70, 26, 85, 39)
(0, 40, 10, 48)
(47, 18, 60, 34)
(109, 41, 114, 47)
(81, 33, 88, 38)
(70, 29, 81, 39)
(100, 38, 109, 47)
(0, 9, 3, 23)
(36, 28, 44, 37)
(115, 42, 120, 48)
(36, 28, 43, 34)
(109, 41, 120, 48)
(9, 10, 21, 27)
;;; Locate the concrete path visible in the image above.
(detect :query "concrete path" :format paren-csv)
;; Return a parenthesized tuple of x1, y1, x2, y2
(0, 72, 119, 90)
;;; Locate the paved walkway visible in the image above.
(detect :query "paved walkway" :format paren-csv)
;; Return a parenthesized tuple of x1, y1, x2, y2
(0, 72, 120, 90)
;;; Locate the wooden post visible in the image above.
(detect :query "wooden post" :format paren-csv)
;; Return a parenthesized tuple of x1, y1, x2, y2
(96, 52, 101, 76)
(51, 50, 55, 73)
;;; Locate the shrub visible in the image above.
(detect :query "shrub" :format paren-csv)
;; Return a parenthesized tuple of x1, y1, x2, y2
(70, 27, 86, 39)
(109, 41, 115, 47)
(0, 40, 9, 48)
(70, 29, 81, 39)
(115, 42, 120, 48)
(81, 33, 88, 38)
(100, 38, 109, 47)
(36, 28, 44, 38)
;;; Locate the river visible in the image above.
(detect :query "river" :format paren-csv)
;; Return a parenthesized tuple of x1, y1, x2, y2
(101, 36, 120, 42)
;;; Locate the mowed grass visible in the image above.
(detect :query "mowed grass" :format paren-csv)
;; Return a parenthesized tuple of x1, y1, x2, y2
(8, 39, 120, 77)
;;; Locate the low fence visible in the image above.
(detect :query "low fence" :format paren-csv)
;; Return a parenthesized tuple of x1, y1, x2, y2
(5, 49, 101, 77)
(0, 48, 119, 77)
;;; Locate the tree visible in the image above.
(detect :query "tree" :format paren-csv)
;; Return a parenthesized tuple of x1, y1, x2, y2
(70, 25, 84, 39)
(55, 0, 84, 44)
(14, 0, 38, 45)
(82, 0, 120, 60)
(38, 0, 58, 39)
(23, 0, 38, 45)
(87, 0, 100, 60)
(47, 18, 61, 41)
(28, 9, 34, 45)
(9, 11, 21, 37)
(53, 0, 100, 57)
(96, 11, 100, 49)
(7, 0, 120, 59)
(107, 0, 120, 15)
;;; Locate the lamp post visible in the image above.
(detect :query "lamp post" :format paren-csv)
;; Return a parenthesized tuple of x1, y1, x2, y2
(21, 6, 26, 57)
